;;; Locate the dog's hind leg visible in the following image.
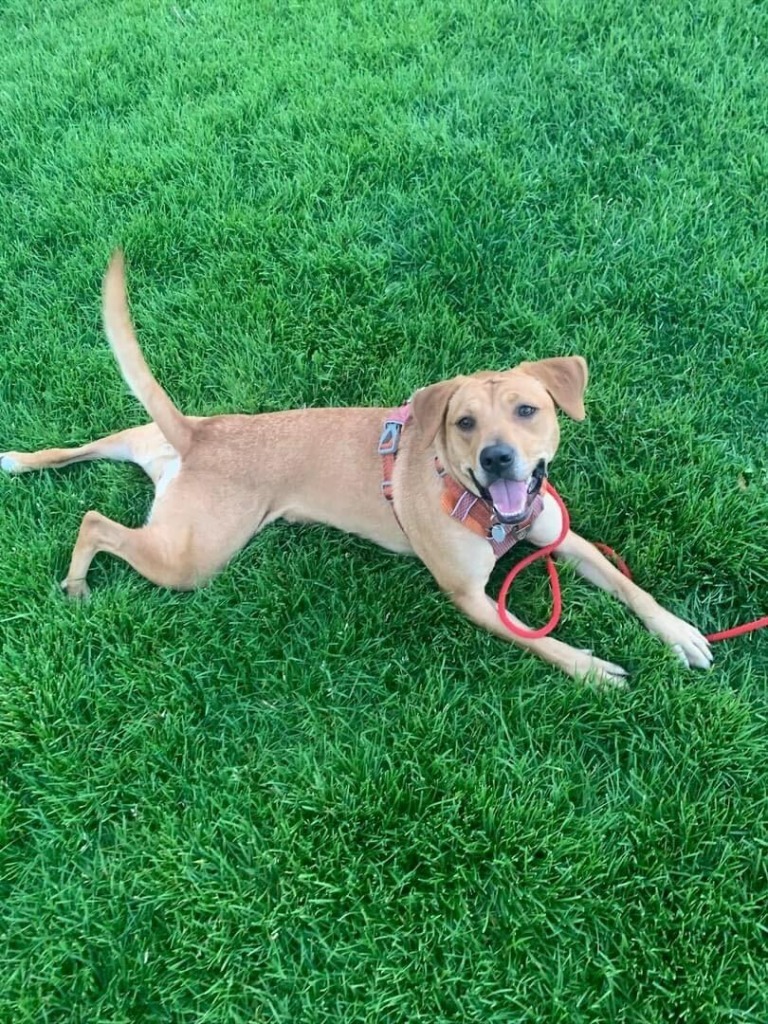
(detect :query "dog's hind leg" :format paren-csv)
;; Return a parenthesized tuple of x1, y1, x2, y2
(60, 473, 274, 599)
(2, 423, 176, 482)
(61, 510, 202, 600)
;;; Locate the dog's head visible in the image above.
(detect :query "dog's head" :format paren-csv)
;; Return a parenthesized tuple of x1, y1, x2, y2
(410, 356, 587, 523)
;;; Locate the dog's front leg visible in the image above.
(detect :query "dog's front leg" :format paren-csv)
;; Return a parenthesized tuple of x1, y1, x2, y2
(406, 506, 626, 684)
(417, 533, 627, 683)
(449, 585, 629, 686)
(528, 493, 713, 670)
(553, 530, 713, 669)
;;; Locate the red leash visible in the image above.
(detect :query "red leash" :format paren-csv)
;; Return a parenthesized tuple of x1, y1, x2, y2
(497, 484, 768, 643)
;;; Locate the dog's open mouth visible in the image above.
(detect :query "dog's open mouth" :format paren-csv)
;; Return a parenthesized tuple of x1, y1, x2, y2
(474, 460, 547, 523)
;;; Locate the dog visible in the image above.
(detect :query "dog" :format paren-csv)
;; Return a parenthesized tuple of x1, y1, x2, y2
(2, 252, 712, 684)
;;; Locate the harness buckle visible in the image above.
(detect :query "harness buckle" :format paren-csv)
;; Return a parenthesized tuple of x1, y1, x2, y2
(377, 421, 403, 456)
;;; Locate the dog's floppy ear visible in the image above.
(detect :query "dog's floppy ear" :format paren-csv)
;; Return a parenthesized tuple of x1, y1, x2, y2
(410, 379, 461, 450)
(518, 356, 588, 421)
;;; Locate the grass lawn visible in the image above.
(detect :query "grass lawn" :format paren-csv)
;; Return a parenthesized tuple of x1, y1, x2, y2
(1, 0, 767, 1020)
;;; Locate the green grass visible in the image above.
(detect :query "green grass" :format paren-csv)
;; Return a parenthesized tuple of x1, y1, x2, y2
(2, 0, 768, 1020)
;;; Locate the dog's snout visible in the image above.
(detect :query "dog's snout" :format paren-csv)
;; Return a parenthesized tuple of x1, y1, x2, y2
(479, 443, 516, 478)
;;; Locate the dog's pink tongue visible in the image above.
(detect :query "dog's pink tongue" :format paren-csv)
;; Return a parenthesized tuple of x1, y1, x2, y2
(489, 479, 528, 517)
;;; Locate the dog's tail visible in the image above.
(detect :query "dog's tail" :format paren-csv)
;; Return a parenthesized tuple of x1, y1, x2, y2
(102, 250, 194, 455)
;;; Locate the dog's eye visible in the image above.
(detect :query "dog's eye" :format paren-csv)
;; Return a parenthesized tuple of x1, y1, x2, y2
(516, 404, 537, 419)
(456, 416, 476, 431)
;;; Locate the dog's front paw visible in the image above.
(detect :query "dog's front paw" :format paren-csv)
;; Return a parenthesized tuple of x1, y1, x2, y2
(61, 577, 91, 600)
(572, 650, 630, 689)
(648, 610, 713, 670)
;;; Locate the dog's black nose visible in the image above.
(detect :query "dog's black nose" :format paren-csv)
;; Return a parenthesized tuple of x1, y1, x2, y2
(479, 443, 516, 478)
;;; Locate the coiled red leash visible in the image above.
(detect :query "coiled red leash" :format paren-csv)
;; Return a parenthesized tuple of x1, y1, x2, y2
(496, 485, 570, 640)
(497, 484, 768, 643)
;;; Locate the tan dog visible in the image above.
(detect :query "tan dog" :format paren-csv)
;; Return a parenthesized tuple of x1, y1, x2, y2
(2, 253, 712, 683)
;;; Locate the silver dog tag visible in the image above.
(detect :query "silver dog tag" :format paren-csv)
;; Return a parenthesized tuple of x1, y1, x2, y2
(491, 524, 507, 543)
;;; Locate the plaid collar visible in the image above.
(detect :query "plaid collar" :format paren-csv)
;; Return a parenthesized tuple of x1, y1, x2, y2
(433, 456, 545, 559)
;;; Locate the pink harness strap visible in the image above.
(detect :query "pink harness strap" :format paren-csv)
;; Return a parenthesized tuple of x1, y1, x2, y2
(378, 403, 412, 506)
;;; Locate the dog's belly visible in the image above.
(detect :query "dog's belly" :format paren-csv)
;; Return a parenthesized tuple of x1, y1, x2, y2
(280, 501, 414, 555)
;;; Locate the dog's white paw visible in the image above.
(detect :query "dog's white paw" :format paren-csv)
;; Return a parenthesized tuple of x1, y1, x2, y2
(573, 651, 629, 689)
(1, 453, 24, 473)
(649, 610, 713, 670)
(61, 577, 91, 600)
